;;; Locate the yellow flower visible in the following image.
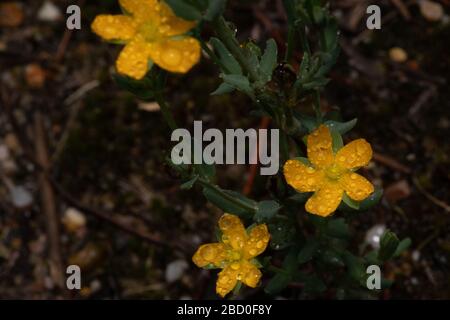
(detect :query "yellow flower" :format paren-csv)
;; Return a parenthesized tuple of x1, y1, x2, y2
(192, 214, 270, 297)
(284, 125, 374, 217)
(91, 0, 201, 80)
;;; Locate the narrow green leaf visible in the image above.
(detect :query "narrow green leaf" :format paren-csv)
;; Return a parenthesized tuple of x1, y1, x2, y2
(359, 187, 383, 211)
(342, 193, 360, 210)
(254, 200, 281, 223)
(202, 186, 256, 218)
(298, 240, 319, 264)
(180, 175, 198, 190)
(210, 38, 242, 74)
(221, 74, 253, 95)
(164, 0, 202, 20)
(394, 238, 412, 257)
(204, 0, 227, 21)
(326, 218, 351, 239)
(211, 82, 235, 95)
(378, 230, 400, 261)
(331, 130, 343, 153)
(324, 118, 358, 135)
(259, 39, 278, 83)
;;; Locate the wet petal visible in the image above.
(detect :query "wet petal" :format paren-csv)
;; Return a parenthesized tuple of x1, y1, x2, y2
(340, 172, 374, 201)
(216, 265, 239, 297)
(219, 214, 247, 250)
(335, 139, 372, 169)
(283, 159, 325, 192)
(148, 37, 200, 73)
(119, 0, 160, 23)
(91, 15, 136, 41)
(240, 261, 262, 288)
(305, 182, 343, 217)
(116, 36, 151, 80)
(159, 2, 197, 36)
(192, 243, 228, 268)
(244, 224, 270, 259)
(307, 125, 334, 169)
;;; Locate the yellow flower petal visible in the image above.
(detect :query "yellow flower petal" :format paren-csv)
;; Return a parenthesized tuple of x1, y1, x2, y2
(340, 172, 374, 201)
(240, 261, 262, 288)
(216, 265, 239, 297)
(192, 243, 228, 268)
(307, 125, 334, 169)
(219, 214, 247, 250)
(305, 182, 343, 216)
(119, 0, 160, 23)
(159, 2, 197, 36)
(283, 159, 324, 193)
(244, 224, 270, 259)
(148, 37, 200, 73)
(116, 36, 151, 80)
(335, 138, 372, 169)
(91, 15, 136, 41)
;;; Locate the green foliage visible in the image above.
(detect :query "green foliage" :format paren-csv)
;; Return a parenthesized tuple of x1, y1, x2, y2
(115, 0, 409, 299)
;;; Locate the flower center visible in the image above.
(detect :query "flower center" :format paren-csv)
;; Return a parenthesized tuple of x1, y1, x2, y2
(325, 163, 345, 181)
(138, 22, 159, 42)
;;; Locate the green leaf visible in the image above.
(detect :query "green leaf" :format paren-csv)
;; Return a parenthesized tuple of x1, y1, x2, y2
(268, 219, 296, 250)
(211, 82, 235, 95)
(320, 249, 345, 267)
(324, 119, 357, 135)
(378, 230, 400, 261)
(294, 113, 318, 132)
(254, 200, 281, 223)
(359, 187, 383, 211)
(180, 175, 198, 190)
(342, 193, 360, 210)
(210, 38, 242, 74)
(326, 218, 351, 239)
(113, 74, 155, 100)
(394, 238, 412, 257)
(204, 0, 227, 21)
(303, 275, 326, 294)
(164, 0, 202, 20)
(298, 239, 319, 264)
(259, 39, 278, 83)
(221, 74, 253, 95)
(264, 272, 291, 295)
(331, 130, 343, 153)
(202, 186, 256, 218)
(343, 252, 366, 285)
(288, 192, 312, 204)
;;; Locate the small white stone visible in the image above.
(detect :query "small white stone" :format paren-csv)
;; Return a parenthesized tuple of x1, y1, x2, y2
(364, 224, 386, 249)
(38, 1, 62, 22)
(10, 186, 33, 209)
(165, 259, 189, 283)
(62, 207, 86, 232)
(412, 250, 421, 262)
(419, 0, 444, 22)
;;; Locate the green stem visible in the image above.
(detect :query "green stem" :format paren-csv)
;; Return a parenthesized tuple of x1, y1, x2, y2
(313, 90, 323, 122)
(155, 93, 178, 131)
(212, 16, 259, 82)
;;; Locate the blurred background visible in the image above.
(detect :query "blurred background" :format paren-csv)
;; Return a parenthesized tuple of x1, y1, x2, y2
(0, 0, 448, 299)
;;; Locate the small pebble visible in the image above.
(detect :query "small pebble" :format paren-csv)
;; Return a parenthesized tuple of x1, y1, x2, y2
(419, 0, 444, 22)
(389, 47, 408, 63)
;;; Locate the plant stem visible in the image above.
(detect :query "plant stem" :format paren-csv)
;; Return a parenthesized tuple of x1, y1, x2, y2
(313, 90, 323, 122)
(212, 16, 259, 82)
(155, 93, 178, 131)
